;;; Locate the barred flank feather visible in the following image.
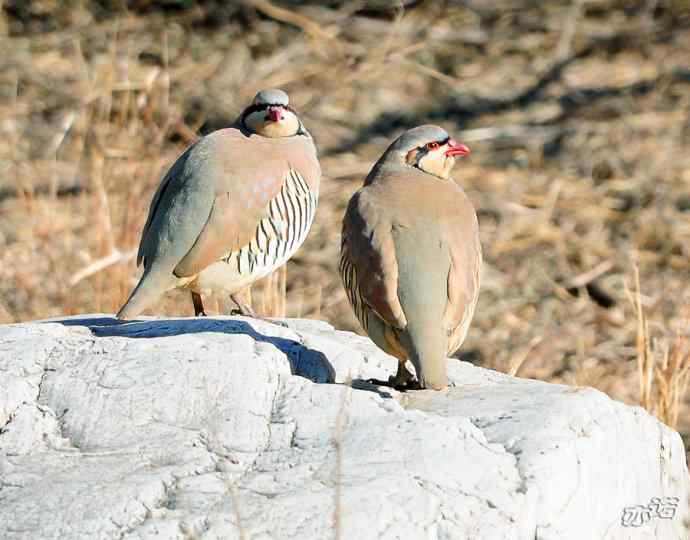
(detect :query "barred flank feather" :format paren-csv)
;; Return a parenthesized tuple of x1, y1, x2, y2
(339, 250, 369, 332)
(222, 169, 317, 279)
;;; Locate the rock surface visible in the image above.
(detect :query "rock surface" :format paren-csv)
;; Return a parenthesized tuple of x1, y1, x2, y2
(0, 315, 688, 540)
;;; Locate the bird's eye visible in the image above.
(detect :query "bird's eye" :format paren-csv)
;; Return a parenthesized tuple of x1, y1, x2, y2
(426, 142, 440, 150)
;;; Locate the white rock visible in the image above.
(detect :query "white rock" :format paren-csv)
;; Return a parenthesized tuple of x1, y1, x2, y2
(0, 315, 687, 540)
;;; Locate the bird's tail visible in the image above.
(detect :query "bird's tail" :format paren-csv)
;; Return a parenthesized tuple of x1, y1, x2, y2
(390, 227, 451, 390)
(401, 320, 448, 390)
(116, 269, 173, 320)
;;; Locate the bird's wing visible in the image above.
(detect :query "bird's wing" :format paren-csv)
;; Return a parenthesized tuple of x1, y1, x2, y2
(340, 189, 407, 330)
(137, 143, 197, 268)
(172, 171, 286, 277)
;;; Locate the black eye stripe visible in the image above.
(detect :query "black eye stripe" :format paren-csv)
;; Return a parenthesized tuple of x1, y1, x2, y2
(242, 103, 295, 118)
(422, 137, 449, 151)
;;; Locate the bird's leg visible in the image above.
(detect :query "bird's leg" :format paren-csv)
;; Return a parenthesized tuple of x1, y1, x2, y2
(230, 287, 258, 318)
(368, 327, 418, 390)
(385, 327, 417, 390)
(191, 292, 207, 317)
(389, 361, 417, 390)
(368, 361, 416, 390)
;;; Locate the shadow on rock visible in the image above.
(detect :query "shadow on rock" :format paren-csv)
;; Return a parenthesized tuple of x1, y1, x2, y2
(50, 316, 336, 384)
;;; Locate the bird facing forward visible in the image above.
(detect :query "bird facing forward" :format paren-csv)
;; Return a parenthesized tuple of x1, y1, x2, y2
(339, 125, 481, 390)
(117, 89, 321, 320)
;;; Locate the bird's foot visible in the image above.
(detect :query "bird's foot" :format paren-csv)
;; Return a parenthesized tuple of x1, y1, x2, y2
(366, 377, 392, 387)
(229, 304, 257, 318)
(230, 308, 245, 316)
(400, 379, 423, 391)
(229, 294, 258, 318)
(366, 375, 421, 392)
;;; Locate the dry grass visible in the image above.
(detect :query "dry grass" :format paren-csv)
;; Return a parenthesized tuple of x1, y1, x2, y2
(626, 263, 690, 428)
(1, 1, 689, 458)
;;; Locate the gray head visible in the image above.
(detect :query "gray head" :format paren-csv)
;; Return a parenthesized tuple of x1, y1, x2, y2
(379, 124, 470, 180)
(241, 88, 306, 138)
(253, 88, 290, 107)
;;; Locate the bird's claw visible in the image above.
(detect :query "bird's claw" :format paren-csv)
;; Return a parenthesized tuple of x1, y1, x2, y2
(366, 376, 421, 392)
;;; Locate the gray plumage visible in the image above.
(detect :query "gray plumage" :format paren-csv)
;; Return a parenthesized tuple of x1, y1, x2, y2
(117, 89, 321, 320)
(340, 125, 480, 390)
(253, 88, 289, 106)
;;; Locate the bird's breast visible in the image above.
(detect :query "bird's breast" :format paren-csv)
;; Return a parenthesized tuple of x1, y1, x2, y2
(191, 168, 318, 294)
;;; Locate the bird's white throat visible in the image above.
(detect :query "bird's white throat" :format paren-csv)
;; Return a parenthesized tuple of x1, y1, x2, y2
(244, 109, 300, 138)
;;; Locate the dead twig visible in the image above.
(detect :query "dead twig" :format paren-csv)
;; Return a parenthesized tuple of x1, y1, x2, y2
(566, 260, 615, 289)
(554, 0, 584, 61)
(69, 249, 137, 286)
(246, 0, 342, 48)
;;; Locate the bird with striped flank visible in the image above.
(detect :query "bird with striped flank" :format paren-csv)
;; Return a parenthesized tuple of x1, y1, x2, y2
(117, 89, 320, 320)
(340, 125, 481, 390)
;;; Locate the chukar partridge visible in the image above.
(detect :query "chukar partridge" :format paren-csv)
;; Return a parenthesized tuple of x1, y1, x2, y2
(117, 89, 320, 320)
(339, 125, 481, 390)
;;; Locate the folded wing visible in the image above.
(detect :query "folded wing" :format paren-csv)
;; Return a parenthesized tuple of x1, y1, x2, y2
(137, 129, 305, 279)
(340, 190, 408, 331)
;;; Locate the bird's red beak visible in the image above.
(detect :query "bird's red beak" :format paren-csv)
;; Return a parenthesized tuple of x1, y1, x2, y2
(267, 106, 283, 122)
(444, 139, 470, 157)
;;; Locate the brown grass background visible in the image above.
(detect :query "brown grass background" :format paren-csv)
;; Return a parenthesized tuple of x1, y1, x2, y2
(1, 0, 689, 461)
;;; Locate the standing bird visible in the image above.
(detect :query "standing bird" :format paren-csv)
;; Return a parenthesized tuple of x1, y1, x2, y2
(117, 89, 320, 320)
(339, 125, 481, 390)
